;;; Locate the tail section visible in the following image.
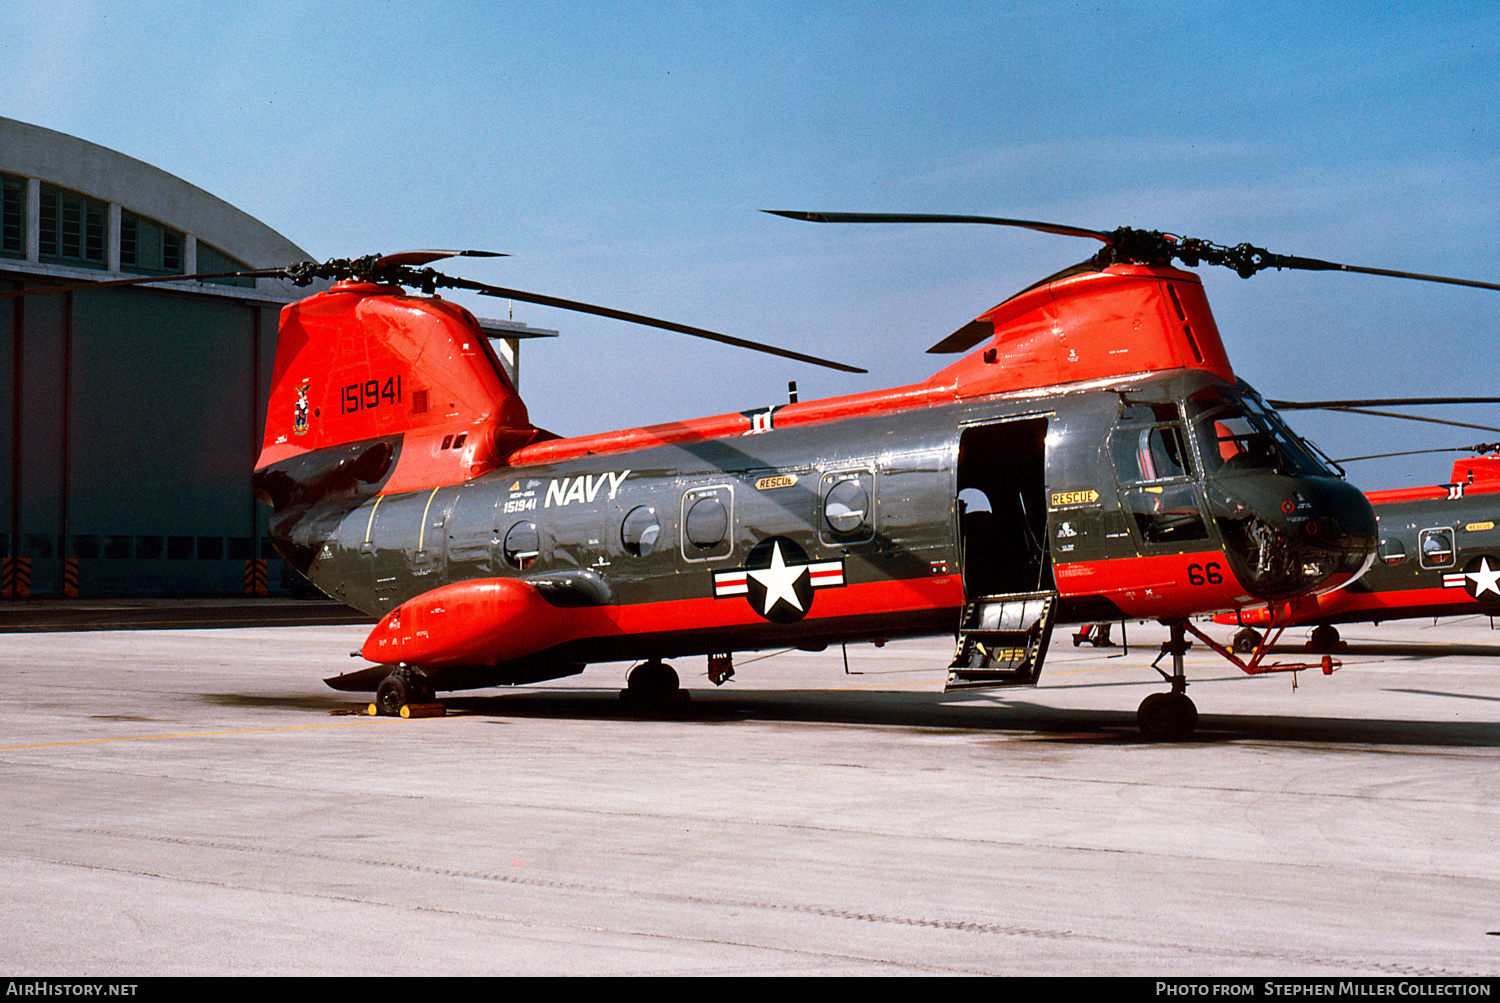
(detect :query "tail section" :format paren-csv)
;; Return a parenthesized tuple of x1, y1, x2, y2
(256, 281, 547, 494)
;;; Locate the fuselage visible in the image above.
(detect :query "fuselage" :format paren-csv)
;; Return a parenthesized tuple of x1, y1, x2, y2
(262, 368, 1374, 685)
(251, 263, 1377, 690)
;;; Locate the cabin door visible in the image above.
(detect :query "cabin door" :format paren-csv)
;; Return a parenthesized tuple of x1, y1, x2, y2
(956, 418, 1051, 599)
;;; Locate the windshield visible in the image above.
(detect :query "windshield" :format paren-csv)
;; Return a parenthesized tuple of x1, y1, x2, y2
(1185, 385, 1333, 478)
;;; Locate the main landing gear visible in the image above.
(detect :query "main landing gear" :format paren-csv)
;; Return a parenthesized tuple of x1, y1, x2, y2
(1138, 618, 1343, 740)
(1307, 624, 1343, 654)
(1231, 627, 1262, 654)
(373, 665, 438, 717)
(621, 659, 688, 704)
(1139, 620, 1199, 741)
(1232, 624, 1342, 655)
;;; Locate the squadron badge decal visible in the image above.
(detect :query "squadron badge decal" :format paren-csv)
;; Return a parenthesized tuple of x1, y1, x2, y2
(713, 536, 845, 623)
(293, 382, 311, 436)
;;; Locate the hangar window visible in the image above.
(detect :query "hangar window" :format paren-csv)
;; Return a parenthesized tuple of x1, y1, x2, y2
(120, 212, 184, 276)
(197, 242, 255, 288)
(1, 173, 23, 258)
(38, 184, 106, 269)
(22, 534, 54, 559)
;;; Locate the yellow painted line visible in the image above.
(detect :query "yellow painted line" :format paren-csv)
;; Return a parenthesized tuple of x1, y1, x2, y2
(363, 494, 385, 545)
(417, 487, 441, 552)
(0, 719, 397, 751)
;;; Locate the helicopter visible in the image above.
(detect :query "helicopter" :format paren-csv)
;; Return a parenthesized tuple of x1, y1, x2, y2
(12, 212, 1500, 739)
(1215, 435, 1500, 653)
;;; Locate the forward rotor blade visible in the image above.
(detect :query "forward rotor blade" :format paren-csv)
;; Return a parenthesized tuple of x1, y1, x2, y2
(1313, 407, 1500, 435)
(447, 276, 867, 374)
(1256, 256, 1500, 292)
(765, 211, 1500, 290)
(1334, 444, 1500, 464)
(1268, 397, 1500, 410)
(764, 210, 1113, 243)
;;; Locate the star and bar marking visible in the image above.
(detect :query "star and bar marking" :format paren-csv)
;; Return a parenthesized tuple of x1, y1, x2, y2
(713, 537, 845, 622)
(1442, 555, 1500, 599)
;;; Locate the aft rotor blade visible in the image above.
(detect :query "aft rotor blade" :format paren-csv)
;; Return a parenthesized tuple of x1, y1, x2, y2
(764, 210, 1113, 243)
(375, 249, 507, 268)
(448, 276, 867, 374)
(0, 269, 286, 299)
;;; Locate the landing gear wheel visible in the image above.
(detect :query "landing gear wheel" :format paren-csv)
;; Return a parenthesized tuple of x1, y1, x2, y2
(622, 660, 686, 704)
(375, 674, 409, 717)
(374, 668, 436, 716)
(1307, 624, 1341, 654)
(1138, 691, 1198, 741)
(1232, 627, 1262, 654)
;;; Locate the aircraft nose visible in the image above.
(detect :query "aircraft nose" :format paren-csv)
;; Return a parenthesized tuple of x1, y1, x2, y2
(1208, 475, 1377, 601)
(1303, 477, 1379, 577)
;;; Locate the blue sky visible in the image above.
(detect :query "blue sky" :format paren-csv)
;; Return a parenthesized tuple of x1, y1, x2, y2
(7, 1, 1499, 488)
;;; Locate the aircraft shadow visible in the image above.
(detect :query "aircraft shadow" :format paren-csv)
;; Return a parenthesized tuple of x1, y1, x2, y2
(430, 687, 1500, 749)
(1260, 642, 1500, 660)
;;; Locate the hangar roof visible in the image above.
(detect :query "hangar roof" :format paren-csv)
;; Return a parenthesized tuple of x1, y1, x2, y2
(0, 116, 310, 270)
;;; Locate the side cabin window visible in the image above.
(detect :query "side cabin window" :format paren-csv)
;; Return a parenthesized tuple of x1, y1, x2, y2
(680, 485, 734, 561)
(1110, 403, 1208, 546)
(1418, 527, 1455, 569)
(820, 470, 875, 544)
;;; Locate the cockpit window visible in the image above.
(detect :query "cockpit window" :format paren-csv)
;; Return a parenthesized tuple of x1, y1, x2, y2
(1111, 425, 1193, 482)
(1185, 385, 1329, 478)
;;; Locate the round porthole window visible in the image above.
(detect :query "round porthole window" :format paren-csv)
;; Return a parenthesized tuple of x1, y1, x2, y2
(503, 521, 540, 570)
(621, 506, 661, 557)
(824, 478, 870, 535)
(684, 496, 728, 550)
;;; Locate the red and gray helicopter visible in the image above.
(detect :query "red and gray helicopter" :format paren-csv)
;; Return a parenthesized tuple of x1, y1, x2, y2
(1216, 433, 1500, 653)
(17, 212, 1500, 738)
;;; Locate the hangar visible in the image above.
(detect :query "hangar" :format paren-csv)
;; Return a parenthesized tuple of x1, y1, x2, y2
(1, 118, 550, 598)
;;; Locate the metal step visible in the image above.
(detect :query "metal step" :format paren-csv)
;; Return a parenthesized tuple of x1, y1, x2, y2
(946, 590, 1058, 691)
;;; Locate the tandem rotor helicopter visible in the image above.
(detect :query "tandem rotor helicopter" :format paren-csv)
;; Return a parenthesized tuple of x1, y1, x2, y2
(11, 210, 1500, 739)
(1215, 434, 1500, 654)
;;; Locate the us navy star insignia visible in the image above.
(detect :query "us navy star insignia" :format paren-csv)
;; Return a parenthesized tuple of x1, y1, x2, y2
(1442, 555, 1500, 600)
(712, 536, 845, 623)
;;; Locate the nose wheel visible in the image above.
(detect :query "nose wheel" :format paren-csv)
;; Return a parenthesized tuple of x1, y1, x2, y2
(1139, 620, 1198, 740)
(1137, 690, 1198, 740)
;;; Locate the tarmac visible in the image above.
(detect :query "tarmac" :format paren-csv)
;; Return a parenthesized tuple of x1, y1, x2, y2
(0, 610, 1496, 975)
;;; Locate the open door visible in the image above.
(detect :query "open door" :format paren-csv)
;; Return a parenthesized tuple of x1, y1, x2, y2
(956, 419, 1051, 598)
(948, 418, 1057, 690)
